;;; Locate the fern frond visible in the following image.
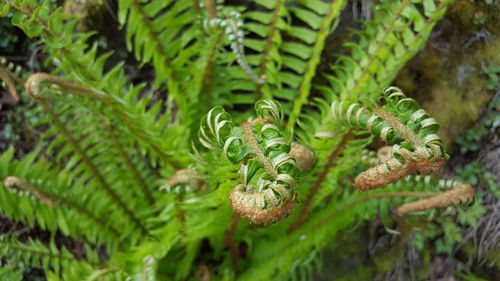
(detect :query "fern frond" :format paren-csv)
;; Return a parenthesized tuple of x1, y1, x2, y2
(325, 0, 453, 100)
(0, 236, 96, 276)
(0, 149, 123, 245)
(25, 73, 150, 236)
(118, 0, 201, 117)
(286, 0, 347, 130)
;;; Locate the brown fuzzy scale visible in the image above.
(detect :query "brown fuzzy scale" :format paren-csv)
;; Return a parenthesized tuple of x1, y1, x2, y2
(163, 169, 204, 192)
(289, 144, 314, 171)
(377, 146, 392, 162)
(396, 184, 475, 216)
(229, 184, 295, 225)
(354, 154, 445, 191)
(164, 169, 200, 187)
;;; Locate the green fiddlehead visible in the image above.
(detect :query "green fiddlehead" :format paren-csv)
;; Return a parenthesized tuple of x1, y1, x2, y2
(331, 87, 446, 191)
(198, 99, 299, 224)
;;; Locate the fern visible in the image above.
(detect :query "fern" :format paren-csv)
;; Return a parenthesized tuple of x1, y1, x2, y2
(323, 0, 453, 100)
(0, 0, 481, 280)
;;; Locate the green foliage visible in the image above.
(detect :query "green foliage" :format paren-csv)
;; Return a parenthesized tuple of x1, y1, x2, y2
(0, 17, 19, 52)
(0, 0, 478, 280)
(456, 93, 499, 153)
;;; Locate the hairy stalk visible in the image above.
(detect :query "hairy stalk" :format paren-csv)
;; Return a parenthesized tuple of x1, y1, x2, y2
(287, 0, 346, 131)
(101, 117, 155, 204)
(373, 107, 424, 147)
(288, 130, 351, 233)
(175, 194, 186, 237)
(396, 183, 475, 216)
(241, 122, 278, 179)
(205, 0, 217, 19)
(199, 30, 225, 108)
(25, 73, 93, 97)
(255, 0, 283, 99)
(3, 176, 53, 206)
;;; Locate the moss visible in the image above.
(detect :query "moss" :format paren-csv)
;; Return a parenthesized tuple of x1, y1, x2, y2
(394, 0, 500, 145)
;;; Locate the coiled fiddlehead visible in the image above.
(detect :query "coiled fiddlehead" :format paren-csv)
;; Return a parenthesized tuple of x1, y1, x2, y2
(396, 179, 475, 216)
(331, 87, 446, 191)
(198, 99, 299, 224)
(359, 146, 475, 216)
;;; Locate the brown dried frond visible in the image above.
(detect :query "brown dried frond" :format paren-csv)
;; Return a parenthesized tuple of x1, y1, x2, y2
(396, 183, 475, 216)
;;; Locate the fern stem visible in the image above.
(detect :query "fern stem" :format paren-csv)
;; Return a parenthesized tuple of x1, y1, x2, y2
(3, 177, 54, 206)
(101, 117, 155, 205)
(241, 122, 278, 179)
(255, 0, 283, 100)
(45, 189, 122, 238)
(205, 0, 217, 19)
(396, 184, 474, 216)
(286, 0, 347, 131)
(373, 107, 424, 147)
(287, 130, 351, 233)
(36, 99, 149, 235)
(223, 214, 241, 271)
(199, 30, 225, 108)
(25, 73, 94, 97)
(175, 194, 186, 237)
